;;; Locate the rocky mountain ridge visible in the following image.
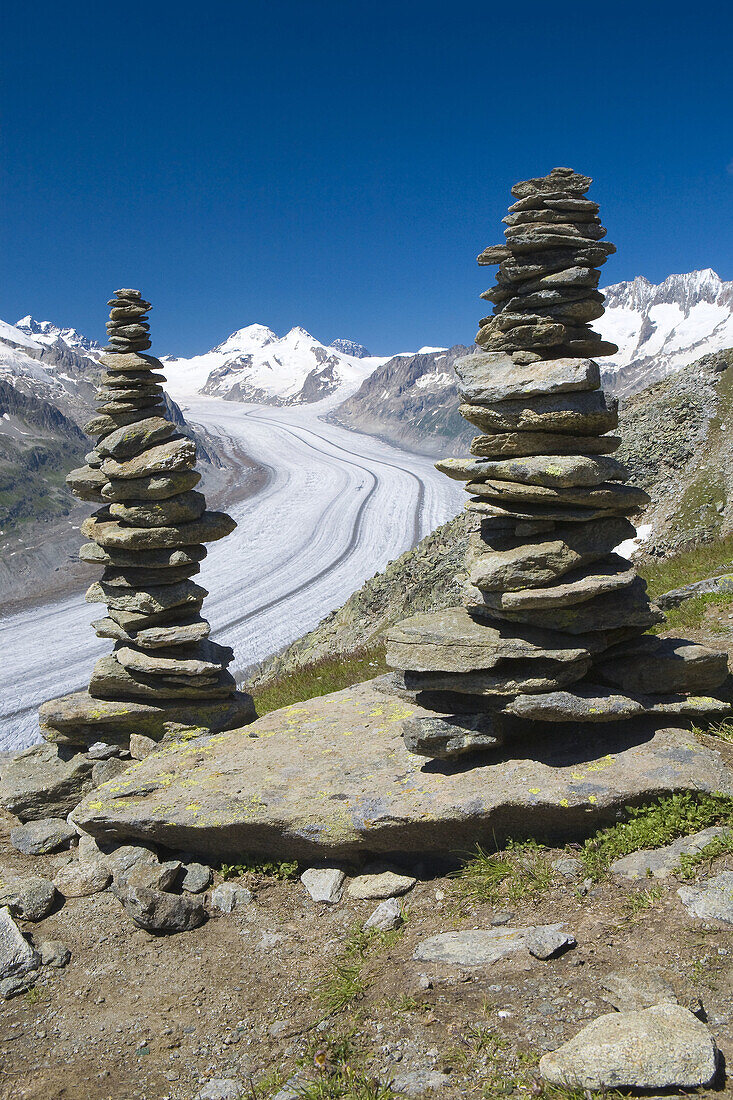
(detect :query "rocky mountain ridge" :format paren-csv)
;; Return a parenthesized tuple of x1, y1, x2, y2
(333, 270, 733, 455)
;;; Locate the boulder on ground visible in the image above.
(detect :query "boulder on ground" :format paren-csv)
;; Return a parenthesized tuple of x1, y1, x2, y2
(112, 882, 206, 933)
(10, 818, 77, 856)
(69, 681, 733, 860)
(0, 744, 94, 822)
(539, 1003, 718, 1089)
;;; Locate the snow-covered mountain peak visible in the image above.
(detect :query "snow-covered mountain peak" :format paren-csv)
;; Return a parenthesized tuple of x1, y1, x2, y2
(599, 269, 733, 394)
(15, 316, 101, 353)
(213, 323, 277, 356)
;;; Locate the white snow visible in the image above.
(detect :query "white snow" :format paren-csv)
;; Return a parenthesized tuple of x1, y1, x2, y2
(0, 319, 41, 350)
(615, 523, 653, 560)
(599, 270, 733, 379)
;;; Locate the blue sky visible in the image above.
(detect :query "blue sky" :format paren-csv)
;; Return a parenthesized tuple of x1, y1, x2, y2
(2, 0, 732, 356)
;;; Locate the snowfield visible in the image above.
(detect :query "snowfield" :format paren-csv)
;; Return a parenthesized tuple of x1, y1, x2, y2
(0, 393, 464, 750)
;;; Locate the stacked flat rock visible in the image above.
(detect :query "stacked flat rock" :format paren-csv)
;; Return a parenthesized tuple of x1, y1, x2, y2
(40, 290, 255, 745)
(475, 166, 618, 363)
(383, 170, 732, 760)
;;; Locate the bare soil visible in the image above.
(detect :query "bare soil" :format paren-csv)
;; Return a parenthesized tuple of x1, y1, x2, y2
(2, 789, 733, 1100)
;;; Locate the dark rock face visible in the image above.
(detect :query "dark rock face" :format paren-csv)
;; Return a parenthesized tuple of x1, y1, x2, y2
(39, 290, 255, 747)
(383, 168, 731, 758)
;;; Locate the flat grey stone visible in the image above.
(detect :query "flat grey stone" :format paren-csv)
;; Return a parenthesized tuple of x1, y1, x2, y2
(113, 882, 206, 933)
(87, 742, 122, 760)
(678, 871, 733, 923)
(300, 867, 345, 904)
(105, 844, 160, 878)
(363, 897, 403, 932)
(539, 1004, 717, 1089)
(391, 1069, 452, 1095)
(413, 925, 567, 966)
(196, 1079, 244, 1100)
(400, 713, 505, 759)
(96, 417, 174, 459)
(601, 968, 678, 1012)
(386, 606, 589, 673)
(211, 883, 252, 913)
(10, 818, 76, 855)
(181, 863, 212, 893)
(596, 638, 729, 695)
(469, 516, 634, 591)
(39, 940, 71, 968)
(70, 681, 733, 861)
(453, 354, 599, 403)
(0, 907, 40, 985)
(0, 744, 94, 822)
(0, 877, 56, 921)
(348, 865, 416, 899)
(504, 684, 730, 723)
(525, 926, 576, 959)
(439, 453, 626, 489)
(460, 389, 618, 436)
(611, 828, 729, 879)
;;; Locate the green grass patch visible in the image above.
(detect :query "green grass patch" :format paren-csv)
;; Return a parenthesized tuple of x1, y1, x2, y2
(579, 792, 733, 880)
(453, 839, 552, 905)
(647, 591, 733, 634)
(637, 533, 733, 600)
(677, 831, 733, 879)
(315, 925, 404, 1016)
(219, 857, 299, 881)
(252, 644, 388, 717)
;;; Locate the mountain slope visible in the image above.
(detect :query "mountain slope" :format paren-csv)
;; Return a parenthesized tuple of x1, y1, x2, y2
(162, 324, 388, 404)
(255, 347, 733, 678)
(0, 318, 228, 607)
(332, 345, 472, 456)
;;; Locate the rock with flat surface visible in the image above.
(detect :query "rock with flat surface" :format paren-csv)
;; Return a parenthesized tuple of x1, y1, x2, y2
(469, 517, 634, 591)
(610, 827, 729, 879)
(414, 924, 567, 966)
(601, 968, 678, 1012)
(525, 926, 576, 958)
(400, 713, 506, 758)
(39, 689, 254, 748)
(385, 606, 589, 673)
(460, 390, 618, 436)
(539, 1004, 717, 1089)
(347, 865, 416, 899)
(453, 354, 599, 403)
(596, 638, 729, 695)
(439, 453, 626, 488)
(96, 417, 174, 459)
(69, 682, 733, 860)
(0, 907, 40, 992)
(10, 818, 77, 855)
(470, 429, 620, 458)
(39, 940, 71, 968)
(81, 510, 236, 550)
(0, 743, 95, 822)
(678, 871, 733, 924)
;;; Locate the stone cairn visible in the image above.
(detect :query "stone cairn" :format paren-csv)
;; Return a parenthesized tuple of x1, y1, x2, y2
(384, 168, 732, 759)
(39, 290, 254, 748)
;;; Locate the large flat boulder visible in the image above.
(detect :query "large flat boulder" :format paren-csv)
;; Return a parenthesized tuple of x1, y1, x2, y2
(70, 680, 733, 861)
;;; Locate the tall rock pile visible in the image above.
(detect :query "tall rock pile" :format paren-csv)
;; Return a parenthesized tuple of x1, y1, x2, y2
(39, 290, 254, 748)
(384, 169, 732, 759)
